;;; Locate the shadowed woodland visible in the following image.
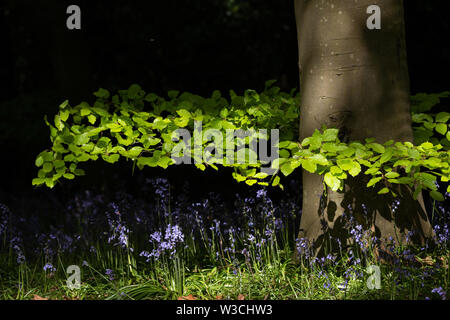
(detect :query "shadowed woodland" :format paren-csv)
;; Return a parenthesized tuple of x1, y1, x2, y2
(0, 1, 449, 300)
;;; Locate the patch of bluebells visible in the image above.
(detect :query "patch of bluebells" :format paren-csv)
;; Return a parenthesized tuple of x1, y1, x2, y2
(0, 174, 448, 298)
(140, 224, 184, 261)
(342, 211, 372, 253)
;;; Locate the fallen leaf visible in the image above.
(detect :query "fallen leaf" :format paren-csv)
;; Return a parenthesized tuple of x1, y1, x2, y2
(216, 295, 223, 300)
(438, 256, 449, 269)
(178, 294, 197, 300)
(32, 295, 48, 300)
(415, 256, 435, 266)
(237, 294, 245, 300)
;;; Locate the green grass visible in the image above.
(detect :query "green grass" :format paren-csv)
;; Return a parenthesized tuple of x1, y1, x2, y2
(0, 242, 448, 300)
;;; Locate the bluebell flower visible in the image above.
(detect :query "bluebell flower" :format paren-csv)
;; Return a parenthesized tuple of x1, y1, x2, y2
(10, 236, 26, 264)
(105, 269, 114, 281)
(0, 203, 10, 237)
(43, 263, 56, 272)
(431, 287, 446, 300)
(256, 189, 267, 199)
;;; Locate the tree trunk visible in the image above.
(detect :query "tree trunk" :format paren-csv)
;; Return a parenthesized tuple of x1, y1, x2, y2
(294, 0, 433, 255)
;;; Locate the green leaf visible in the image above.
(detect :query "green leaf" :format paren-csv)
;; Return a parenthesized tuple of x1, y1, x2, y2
(221, 121, 235, 130)
(195, 163, 206, 171)
(32, 178, 45, 186)
(322, 128, 339, 142)
(279, 149, 290, 158)
(330, 166, 343, 175)
(341, 147, 356, 157)
(168, 90, 179, 99)
(254, 172, 269, 179)
(77, 153, 90, 162)
(324, 172, 341, 192)
(336, 159, 353, 171)
(420, 142, 434, 150)
(368, 143, 385, 154)
(367, 177, 382, 187)
(64, 154, 76, 162)
(127, 146, 143, 158)
(43, 163, 53, 173)
(60, 109, 70, 122)
(272, 175, 281, 187)
(97, 137, 111, 149)
(220, 108, 229, 118)
(94, 88, 110, 99)
(385, 171, 400, 179)
(63, 173, 75, 180)
(35, 156, 44, 167)
(88, 114, 97, 125)
(128, 84, 142, 99)
(380, 148, 394, 164)
(74, 133, 90, 145)
(176, 109, 191, 118)
(436, 112, 450, 123)
(393, 159, 411, 167)
(393, 177, 414, 185)
(232, 172, 247, 182)
(80, 108, 91, 117)
(92, 107, 109, 117)
(144, 93, 158, 102)
(430, 190, 444, 202)
(74, 169, 85, 176)
(54, 115, 64, 131)
(54, 160, 65, 169)
(322, 143, 341, 153)
(378, 188, 389, 194)
(348, 162, 361, 177)
(280, 161, 295, 176)
(157, 156, 173, 169)
(45, 178, 55, 188)
(103, 154, 120, 164)
(137, 156, 158, 167)
(301, 159, 317, 173)
(174, 117, 189, 127)
(212, 90, 221, 100)
(59, 100, 69, 109)
(436, 123, 448, 135)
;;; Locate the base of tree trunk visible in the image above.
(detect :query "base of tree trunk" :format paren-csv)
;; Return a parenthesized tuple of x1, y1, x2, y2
(295, 171, 434, 259)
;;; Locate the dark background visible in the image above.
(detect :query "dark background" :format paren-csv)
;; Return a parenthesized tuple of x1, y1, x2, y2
(0, 1, 448, 213)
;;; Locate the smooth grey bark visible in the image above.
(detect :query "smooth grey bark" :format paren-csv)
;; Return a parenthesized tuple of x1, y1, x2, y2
(294, 0, 433, 254)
